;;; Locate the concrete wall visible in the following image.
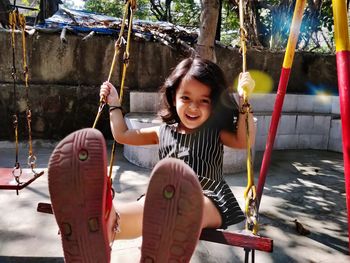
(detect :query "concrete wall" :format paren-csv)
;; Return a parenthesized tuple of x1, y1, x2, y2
(0, 30, 338, 140)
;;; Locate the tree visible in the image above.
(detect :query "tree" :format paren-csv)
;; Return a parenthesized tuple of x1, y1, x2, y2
(83, 0, 340, 53)
(85, 0, 151, 20)
(37, 0, 62, 23)
(196, 0, 220, 61)
(228, 0, 336, 52)
(149, 0, 172, 21)
(0, 0, 11, 28)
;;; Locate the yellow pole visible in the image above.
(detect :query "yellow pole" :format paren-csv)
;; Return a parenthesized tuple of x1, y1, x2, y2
(282, 0, 306, 68)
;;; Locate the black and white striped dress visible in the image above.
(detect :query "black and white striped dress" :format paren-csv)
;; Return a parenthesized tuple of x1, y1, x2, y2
(158, 124, 244, 228)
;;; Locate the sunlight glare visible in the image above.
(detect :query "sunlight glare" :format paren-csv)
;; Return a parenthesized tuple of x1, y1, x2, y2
(232, 70, 274, 94)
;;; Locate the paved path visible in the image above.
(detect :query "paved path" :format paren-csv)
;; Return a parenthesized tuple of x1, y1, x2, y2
(0, 142, 349, 262)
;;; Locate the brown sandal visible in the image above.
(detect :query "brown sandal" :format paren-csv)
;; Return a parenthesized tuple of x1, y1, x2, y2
(48, 128, 112, 263)
(141, 158, 204, 263)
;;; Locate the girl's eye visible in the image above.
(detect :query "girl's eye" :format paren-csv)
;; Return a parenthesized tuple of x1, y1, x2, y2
(201, 99, 211, 104)
(181, 96, 190, 101)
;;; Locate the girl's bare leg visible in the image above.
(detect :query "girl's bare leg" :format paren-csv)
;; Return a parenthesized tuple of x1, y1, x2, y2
(107, 189, 222, 243)
(107, 196, 222, 242)
(202, 197, 222, 229)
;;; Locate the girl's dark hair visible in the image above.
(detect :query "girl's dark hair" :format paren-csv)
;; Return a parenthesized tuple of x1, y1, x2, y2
(159, 57, 239, 132)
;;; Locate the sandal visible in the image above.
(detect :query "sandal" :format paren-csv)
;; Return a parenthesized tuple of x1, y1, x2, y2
(141, 158, 204, 263)
(48, 128, 112, 263)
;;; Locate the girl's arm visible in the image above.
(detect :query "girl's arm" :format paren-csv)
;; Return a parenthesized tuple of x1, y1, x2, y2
(100, 82, 159, 145)
(220, 72, 256, 149)
(220, 98, 256, 149)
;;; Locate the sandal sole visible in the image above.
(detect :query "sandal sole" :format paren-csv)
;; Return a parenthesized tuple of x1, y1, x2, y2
(141, 158, 204, 263)
(48, 128, 110, 263)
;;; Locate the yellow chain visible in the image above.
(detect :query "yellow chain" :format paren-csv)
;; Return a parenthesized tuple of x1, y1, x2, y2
(239, 0, 259, 235)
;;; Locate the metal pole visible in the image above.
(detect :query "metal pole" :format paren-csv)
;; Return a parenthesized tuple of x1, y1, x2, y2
(256, 0, 306, 207)
(332, 0, 350, 252)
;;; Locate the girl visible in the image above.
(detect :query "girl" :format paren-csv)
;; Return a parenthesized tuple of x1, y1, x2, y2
(48, 57, 255, 263)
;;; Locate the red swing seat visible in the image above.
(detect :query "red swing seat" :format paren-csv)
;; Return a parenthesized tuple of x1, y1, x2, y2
(0, 167, 44, 191)
(200, 228, 273, 252)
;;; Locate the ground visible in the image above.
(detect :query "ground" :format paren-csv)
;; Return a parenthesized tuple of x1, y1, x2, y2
(0, 143, 349, 262)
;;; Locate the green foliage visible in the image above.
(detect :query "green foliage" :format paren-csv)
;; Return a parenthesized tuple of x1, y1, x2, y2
(77, 0, 337, 53)
(171, 0, 200, 27)
(85, 0, 124, 17)
(220, 1, 239, 46)
(85, 0, 153, 20)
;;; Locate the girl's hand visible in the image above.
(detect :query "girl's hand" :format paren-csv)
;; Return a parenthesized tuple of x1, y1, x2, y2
(100, 81, 120, 106)
(237, 72, 255, 99)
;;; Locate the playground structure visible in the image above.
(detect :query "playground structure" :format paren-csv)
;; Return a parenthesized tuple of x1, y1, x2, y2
(0, 0, 349, 262)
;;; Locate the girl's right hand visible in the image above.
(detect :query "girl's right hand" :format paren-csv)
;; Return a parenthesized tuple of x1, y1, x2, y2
(237, 72, 255, 99)
(100, 81, 120, 105)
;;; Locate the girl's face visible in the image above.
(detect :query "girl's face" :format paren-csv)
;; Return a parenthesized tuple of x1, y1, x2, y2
(174, 77, 212, 132)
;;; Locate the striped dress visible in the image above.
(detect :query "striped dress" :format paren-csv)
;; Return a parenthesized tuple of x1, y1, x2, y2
(158, 123, 244, 228)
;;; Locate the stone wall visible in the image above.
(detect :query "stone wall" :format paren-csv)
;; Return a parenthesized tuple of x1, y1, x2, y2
(0, 30, 338, 140)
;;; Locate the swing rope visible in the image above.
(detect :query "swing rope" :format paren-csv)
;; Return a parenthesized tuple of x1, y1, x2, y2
(238, 0, 259, 236)
(198, 0, 271, 257)
(92, 0, 135, 128)
(92, 0, 136, 187)
(18, 13, 39, 175)
(9, 9, 22, 185)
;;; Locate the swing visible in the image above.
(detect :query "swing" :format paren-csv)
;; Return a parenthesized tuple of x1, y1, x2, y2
(0, 8, 44, 194)
(199, 0, 307, 260)
(36, 0, 310, 261)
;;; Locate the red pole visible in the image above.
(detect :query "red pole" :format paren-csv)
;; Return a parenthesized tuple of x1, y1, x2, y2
(256, 0, 306, 208)
(332, 0, 350, 252)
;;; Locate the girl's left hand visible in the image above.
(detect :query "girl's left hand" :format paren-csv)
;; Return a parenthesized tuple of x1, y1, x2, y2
(237, 72, 255, 99)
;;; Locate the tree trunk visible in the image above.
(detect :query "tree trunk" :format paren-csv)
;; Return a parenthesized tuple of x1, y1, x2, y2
(243, 0, 262, 47)
(0, 0, 11, 28)
(37, 0, 62, 23)
(196, 0, 220, 62)
(215, 0, 222, 42)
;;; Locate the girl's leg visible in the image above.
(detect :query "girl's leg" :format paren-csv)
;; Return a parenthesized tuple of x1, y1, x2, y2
(202, 196, 222, 229)
(108, 199, 145, 240)
(108, 184, 223, 241)
(107, 189, 223, 242)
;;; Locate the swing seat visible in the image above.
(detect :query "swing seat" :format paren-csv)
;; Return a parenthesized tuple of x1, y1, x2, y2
(37, 203, 273, 252)
(200, 228, 273, 252)
(0, 167, 44, 190)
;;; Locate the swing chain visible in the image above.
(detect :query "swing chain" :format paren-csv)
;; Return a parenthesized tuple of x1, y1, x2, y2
(245, 191, 259, 235)
(93, 0, 131, 127)
(238, 0, 259, 236)
(239, 0, 248, 73)
(12, 162, 22, 184)
(18, 12, 38, 171)
(10, 10, 17, 78)
(242, 102, 259, 235)
(240, 101, 253, 114)
(123, 50, 130, 66)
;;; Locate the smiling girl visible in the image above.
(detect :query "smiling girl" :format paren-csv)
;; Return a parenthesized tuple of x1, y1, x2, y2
(48, 57, 256, 263)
